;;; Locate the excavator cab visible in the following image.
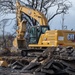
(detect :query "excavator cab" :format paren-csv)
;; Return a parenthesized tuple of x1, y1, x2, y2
(29, 26, 49, 44)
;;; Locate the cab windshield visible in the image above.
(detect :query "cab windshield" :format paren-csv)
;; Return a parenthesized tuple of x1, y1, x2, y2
(29, 26, 49, 44)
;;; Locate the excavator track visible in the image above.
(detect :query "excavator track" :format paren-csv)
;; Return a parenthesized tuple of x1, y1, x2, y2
(21, 49, 44, 57)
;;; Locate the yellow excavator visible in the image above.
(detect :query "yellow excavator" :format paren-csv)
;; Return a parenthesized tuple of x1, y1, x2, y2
(13, 1, 75, 56)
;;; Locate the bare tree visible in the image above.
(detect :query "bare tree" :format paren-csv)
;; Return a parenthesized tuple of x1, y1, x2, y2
(0, 0, 72, 26)
(0, 18, 15, 48)
(0, 19, 9, 47)
(0, 0, 15, 15)
(21, 0, 72, 26)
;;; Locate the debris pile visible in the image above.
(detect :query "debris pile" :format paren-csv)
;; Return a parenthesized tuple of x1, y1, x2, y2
(0, 46, 75, 75)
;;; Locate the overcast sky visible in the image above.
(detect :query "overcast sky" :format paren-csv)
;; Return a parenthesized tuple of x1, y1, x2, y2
(0, 0, 75, 34)
(50, 0, 75, 30)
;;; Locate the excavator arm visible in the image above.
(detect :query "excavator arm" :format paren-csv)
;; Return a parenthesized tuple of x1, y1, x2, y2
(13, 1, 48, 48)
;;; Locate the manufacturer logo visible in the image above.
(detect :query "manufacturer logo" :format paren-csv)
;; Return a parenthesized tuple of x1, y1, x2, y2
(67, 34, 75, 40)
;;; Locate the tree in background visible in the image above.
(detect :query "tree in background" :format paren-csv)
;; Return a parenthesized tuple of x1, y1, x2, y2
(0, 19, 14, 48)
(0, 0, 72, 27)
(0, 0, 16, 48)
(20, 0, 72, 27)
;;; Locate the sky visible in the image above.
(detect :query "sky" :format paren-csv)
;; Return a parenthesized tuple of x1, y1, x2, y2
(0, 0, 75, 34)
(50, 0, 75, 30)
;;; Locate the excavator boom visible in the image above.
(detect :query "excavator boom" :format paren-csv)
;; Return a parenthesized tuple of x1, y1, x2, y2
(13, 1, 48, 48)
(16, 1, 48, 26)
